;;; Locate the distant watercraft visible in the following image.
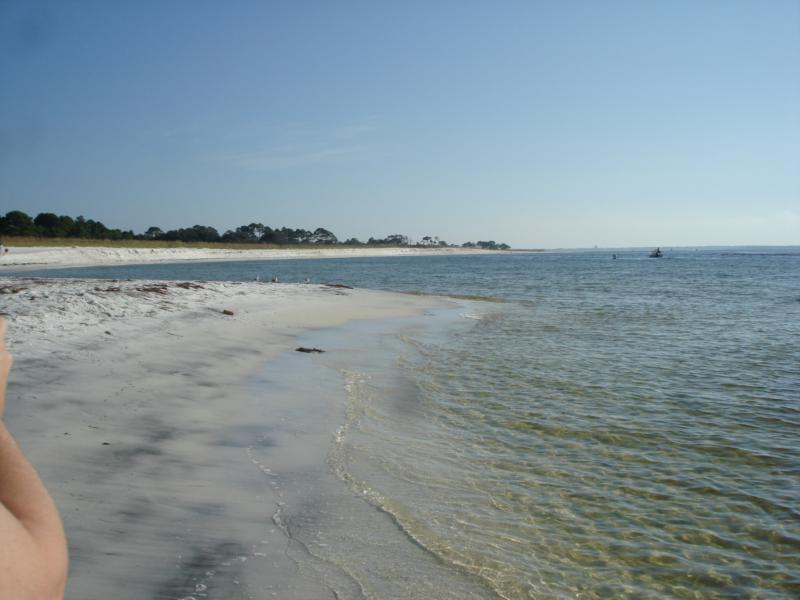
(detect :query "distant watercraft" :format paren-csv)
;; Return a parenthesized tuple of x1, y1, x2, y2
(649, 248, 663, 258)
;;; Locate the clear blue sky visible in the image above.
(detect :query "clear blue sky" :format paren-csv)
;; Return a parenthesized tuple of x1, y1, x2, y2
(1, 0, 798, 248)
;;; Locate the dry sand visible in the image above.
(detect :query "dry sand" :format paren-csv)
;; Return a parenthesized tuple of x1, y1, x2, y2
(0, 277, 450, 599)
(0, 245, 504, 270)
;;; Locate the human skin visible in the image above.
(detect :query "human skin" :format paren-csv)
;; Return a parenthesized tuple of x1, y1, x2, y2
(0, 318, 68, 599)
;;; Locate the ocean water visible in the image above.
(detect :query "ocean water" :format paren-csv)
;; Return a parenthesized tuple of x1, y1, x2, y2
(12, 247, 800, 598)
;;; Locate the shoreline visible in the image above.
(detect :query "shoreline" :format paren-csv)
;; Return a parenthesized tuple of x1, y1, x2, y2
(0, 245, 513, 271)
(0, 277, 472, 598)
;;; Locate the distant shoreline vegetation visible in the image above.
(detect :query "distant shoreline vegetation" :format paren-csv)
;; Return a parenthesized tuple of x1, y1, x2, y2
(0, 211, 511, 250)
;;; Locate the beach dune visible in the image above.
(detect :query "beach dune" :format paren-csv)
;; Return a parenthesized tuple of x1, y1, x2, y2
(0, 245, 504, 270)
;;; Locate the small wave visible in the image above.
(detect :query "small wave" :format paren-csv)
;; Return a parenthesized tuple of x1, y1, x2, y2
(401, 290, 509, 303)
(460, 311, 504, 322)
(328, 370, 373, 484)
(461, 313, 484, 320)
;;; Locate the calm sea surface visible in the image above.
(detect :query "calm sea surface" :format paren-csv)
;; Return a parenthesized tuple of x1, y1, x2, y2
(12, 247, 800, 598)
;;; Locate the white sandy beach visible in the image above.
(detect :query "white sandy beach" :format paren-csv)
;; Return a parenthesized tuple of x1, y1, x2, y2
(0, 245, 505, 270)
(0, 276, 481, 599)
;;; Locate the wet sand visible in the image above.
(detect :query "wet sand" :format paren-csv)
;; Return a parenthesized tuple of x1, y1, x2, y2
(1, 279, 446, 598)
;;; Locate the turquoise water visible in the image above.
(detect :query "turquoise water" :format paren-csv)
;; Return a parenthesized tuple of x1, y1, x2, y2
(10, 247, 800, 598)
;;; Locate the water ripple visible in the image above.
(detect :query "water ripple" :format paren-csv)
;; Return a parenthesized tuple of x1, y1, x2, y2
(336, 250, 800, 599)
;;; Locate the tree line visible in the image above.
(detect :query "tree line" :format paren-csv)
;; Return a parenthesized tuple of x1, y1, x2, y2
(0, 210, 510, 249)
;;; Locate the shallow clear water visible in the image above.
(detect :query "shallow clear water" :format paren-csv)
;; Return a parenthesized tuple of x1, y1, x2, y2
(11, 247, 800, 598)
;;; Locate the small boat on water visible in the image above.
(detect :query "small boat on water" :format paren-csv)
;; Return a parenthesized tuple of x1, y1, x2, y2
(649, 248, 663, 258)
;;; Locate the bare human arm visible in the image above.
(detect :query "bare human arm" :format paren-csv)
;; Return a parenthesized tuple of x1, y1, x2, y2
(0, 319, 68, 599)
